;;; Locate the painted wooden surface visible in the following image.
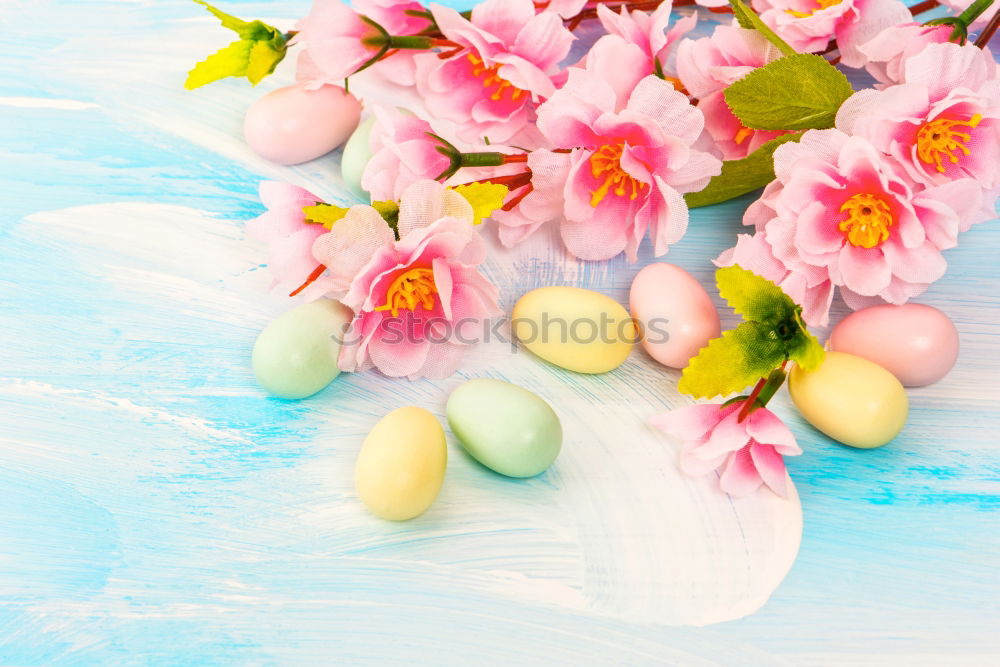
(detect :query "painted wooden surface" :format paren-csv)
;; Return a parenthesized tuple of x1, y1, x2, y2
(1, 1, 998, 664)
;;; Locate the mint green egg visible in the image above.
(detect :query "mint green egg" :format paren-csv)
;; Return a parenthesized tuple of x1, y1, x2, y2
(252, 299, 353, 399)
(340, 115, 376, 199)
(446, 378, 562, 478)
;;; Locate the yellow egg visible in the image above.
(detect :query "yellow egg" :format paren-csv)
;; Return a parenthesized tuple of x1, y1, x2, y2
(789, 351, 908, 449)
(511, 286, 636, 373)
(355, 406, 447, 521)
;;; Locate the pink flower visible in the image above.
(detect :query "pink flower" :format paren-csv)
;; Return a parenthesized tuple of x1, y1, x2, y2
(352, 0, 434, 86)
(650, 400, 802, 498)
(729, 129, 982, 323)
(751, 0, 912, 67)
(676, 25, 787, 159)
(580, 1, 696, 106)
(857, 22, 952, 88)
(247, 182, 339, 301)
(837, 42, 1000, 191)
(501, 70, 720, 261)
(413, 0, 575, 143)
(292, 1, 387, 84)
(361, 107, 453, 202)
(310, 180, 500, 379)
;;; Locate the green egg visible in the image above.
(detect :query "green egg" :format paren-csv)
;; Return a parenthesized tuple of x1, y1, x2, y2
(340, 115, 376, 199)
(446, 378, 562, 478)
(252, 299, 353, 399)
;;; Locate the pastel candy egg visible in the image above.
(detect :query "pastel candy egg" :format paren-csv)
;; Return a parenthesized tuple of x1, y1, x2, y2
(789, 351, 908, 449)
(340, 115, 376, 199)
(629, 263, 720, 368)
(252, 299, 353, 399)
(446, 378, 562, 478)
(828, 303, 959, 387)
(244, 83, 361, 165)
(511, 286, 636, 374)
(355, 407, 447, 521)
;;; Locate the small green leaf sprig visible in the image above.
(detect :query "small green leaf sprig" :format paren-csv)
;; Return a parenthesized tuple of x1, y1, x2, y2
(185, 1, 290, 89)
(678, 266, 824, 419)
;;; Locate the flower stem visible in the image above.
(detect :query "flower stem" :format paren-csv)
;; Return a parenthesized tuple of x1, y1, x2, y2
(976, 7, 1000, 45)
(909, 0, 941, 15)
(737, 363, 789, 423)
(289, 264, 326, 297)
(959, 0, 995, 25)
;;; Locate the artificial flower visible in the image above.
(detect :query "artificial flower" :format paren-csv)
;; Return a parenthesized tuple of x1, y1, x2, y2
(246, 182, 340, 301)
(837, 42, 1000, 192)
(857, 22, 952, 88)
(676, 25, 787, 159)
(580, 1, 696, 105)
(650, 399, 802, 497)
(361, 107, 454, 202)
(751, 0, 912, 67)
(538, 0, 588, 17)
(311, 180, 500, 379)
(292, 0, 387, 84)
(413, 0, 575, 143)
(351, 0, 434, 86)
(724, 129, 983, 324)
(497, 70, 720, 260)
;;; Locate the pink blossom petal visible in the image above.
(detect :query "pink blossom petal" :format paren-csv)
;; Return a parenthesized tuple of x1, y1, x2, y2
(719, 446, 764, 497)
(650, 403, 729, 441)
(749, 442, 789, 497)
(744, 408, 801, 455)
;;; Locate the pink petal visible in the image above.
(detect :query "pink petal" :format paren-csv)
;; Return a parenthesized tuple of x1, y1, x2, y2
(649, 403, 728, 442)
(749, 442, 789, 497)
(718, 446, 764, 497)
(744, 408, 801, 455)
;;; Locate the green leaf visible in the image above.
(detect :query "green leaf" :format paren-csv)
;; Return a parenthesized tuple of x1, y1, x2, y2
(787, 310, 825, 371)
(450, 182, 509, 225)
(246, 39, 285, 84)
(678, 322, 788, 399)
(724, 53, 854, 131)
(185, 1, 287, 89)
(728, 0, 796, 56)
(194, 0, 249, 33)
(685, 132, 802, 208)
(716, 264, 796, 324)
(372, 200, 401, 238)
(303, 203, 350, 230)
(185, 40, 253, 90)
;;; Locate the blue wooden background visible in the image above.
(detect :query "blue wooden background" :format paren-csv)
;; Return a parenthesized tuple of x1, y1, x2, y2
(1, 1, 998, 664)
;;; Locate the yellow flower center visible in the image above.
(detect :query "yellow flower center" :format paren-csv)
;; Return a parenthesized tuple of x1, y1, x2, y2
(786, 0, 841, 18)
(734, 126, 754, 146)
(589, 143, 647, 207)
(467, 53, 524, 102)
(374, 268, 437, 317)
(838, 193, 894, 249)
(915, 114, 982, 173)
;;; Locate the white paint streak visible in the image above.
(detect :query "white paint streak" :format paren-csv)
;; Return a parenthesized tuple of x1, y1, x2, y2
(0, 96, 99, 110)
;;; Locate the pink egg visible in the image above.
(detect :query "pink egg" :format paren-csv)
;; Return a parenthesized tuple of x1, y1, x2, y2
(828, 303, 959, 387)
(629, 263, 721, 368)
(244, 83, 361, 165)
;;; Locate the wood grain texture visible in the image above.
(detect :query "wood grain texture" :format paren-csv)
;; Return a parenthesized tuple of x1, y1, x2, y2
(0, 1, 998, 664)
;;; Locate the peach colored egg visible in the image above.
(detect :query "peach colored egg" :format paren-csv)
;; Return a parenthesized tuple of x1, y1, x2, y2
(629, 263, 720, 368)
(244, 83, 361, 165)
(828, 303, 959, 387)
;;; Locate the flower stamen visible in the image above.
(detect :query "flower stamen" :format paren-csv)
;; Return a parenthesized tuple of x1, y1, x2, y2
(467, 53, 524, 102)
(916, 114, 982, 173)
(838, 193, 894, 249)
(374, 268, 437, 317)
(589, 143, 646, 207)
(734, 126, 754, 146)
